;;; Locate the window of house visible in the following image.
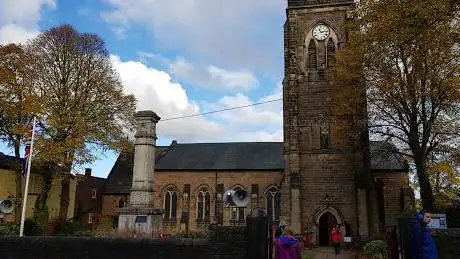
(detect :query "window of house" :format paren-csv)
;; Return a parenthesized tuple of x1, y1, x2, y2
(266, 187, 281, 223)
(164, 188, 177, 220)
(88, 213, 93, 224)
(197, 188, 211, 222)
(91, 189, 97, 199)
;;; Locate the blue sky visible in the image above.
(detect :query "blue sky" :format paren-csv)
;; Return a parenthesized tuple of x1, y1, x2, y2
(0, 0, 287, 178)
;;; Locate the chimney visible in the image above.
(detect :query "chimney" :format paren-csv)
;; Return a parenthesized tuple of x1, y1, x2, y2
(85, 168, 92, 177)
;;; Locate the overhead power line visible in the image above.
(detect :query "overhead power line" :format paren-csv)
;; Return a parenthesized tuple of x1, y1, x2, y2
(160, 98, 283, 122)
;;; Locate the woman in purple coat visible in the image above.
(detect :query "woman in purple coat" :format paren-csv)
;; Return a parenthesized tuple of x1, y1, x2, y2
(275, 228, 301, 259)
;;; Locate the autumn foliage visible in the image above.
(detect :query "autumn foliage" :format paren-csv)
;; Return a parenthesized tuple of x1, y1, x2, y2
(328, 0, 460, 211)
(0, 25, 136, 222)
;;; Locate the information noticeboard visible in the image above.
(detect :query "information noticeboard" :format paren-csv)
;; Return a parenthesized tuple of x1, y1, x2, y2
(427, 214, 447, 229)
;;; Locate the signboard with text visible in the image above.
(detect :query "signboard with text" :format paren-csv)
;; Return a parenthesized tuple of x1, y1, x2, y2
(427, 214, 447, 229)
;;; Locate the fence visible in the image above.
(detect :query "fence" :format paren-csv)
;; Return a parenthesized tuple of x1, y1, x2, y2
(0, 236, 246, 259)
(0, 216, 271, 259)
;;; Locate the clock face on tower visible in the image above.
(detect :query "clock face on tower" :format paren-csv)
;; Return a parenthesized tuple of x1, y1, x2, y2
(312, 24, 330, 41)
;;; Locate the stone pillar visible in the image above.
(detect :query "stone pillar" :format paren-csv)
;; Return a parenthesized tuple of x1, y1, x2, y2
(129, 111, 160, 207)
(118, 110, 163, 237)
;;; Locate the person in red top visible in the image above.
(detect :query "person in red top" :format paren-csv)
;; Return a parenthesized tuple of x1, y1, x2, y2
(331, 224, 343, 255)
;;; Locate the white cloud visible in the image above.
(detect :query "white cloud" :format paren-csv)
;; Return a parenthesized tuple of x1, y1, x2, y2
(237, 130, 283, 142)
(110, 55, 283, 143)
(0, 24, 39, 45)
(0, 0, 56, 44)
(110, 55, 225, 142)
(203, 83, 282, 127)
(101, 0, 285, 74)
(169, 57, 257, 92)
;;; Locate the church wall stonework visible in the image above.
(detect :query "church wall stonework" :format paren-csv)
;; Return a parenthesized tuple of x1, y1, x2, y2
(154, 171, 283, 233)
(282, 2, 370, 240)
(299, 153, 358, 234)
(378, 172, 410, 227)
(102, 170, 283, 234)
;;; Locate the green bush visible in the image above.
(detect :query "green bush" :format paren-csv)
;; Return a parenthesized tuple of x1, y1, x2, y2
(0, 222, 19, 236)
(93, 216, 115, 237)
(363, 239, 387, 259)
(54, 220, 79, 236)
(33, 206, 49, 234)
(24, 219, 44, 236)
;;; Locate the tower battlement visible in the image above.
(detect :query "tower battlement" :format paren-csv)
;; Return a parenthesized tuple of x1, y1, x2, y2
(287, 0, 354, 8)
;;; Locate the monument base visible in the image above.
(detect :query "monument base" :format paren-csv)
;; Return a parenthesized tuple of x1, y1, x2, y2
(118, 207, 164, 238)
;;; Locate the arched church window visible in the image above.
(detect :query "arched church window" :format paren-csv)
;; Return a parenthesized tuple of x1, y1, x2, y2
(266, 187, 280, 223)
(327, 38, 336, 67)
(197, 187, 211, 222)
(308, 40, 317, 70)
(164, 188, 178, 220)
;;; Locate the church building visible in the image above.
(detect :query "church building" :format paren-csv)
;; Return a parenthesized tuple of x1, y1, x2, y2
(101, 0, 411, 245)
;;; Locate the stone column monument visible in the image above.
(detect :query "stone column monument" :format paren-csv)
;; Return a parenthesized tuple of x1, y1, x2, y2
(118, 110, 163, 237)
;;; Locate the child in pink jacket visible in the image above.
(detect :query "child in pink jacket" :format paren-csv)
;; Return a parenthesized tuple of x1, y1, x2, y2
(275, 228, 301, 259)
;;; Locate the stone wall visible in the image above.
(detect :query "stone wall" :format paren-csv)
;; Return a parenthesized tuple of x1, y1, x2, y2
(376, 172, 408, 227)
(0, 236, 246, 259)
(299, 153, 359, 235)
(102, 194, 129, 218)
(431, 229, 460, 258)
(101, 170, 283, 234)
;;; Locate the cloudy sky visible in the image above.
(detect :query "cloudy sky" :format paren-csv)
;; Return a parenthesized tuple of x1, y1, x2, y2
(0, 0, 286, 177)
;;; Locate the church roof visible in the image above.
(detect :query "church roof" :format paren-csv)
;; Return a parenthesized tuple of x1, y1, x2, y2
(104, 141, 407, 194)
(156, 142, 284, 171)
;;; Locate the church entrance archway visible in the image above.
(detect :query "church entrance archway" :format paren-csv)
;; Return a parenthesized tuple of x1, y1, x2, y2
(318, 212, 337, 246)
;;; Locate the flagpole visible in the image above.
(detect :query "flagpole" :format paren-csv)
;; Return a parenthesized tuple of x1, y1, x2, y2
(19, 116, 36, 237)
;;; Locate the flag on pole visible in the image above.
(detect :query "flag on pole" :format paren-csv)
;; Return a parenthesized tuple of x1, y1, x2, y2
(23, 130, 33, 176)
(20, 116, 37, 237)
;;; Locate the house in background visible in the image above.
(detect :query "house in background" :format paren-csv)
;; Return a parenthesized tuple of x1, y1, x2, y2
(74, 168, 105, 230)
(0, 152, 77, 223)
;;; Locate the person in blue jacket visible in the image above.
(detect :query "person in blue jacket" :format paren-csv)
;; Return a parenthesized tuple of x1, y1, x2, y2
(409, 209, 437, 259)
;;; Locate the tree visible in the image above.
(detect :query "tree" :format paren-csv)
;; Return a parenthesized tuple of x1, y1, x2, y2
(25, 24, 136, 221)
(329, 0, 460, 211)
(0, 43, 42, 222)
(427, 148, 460, 209)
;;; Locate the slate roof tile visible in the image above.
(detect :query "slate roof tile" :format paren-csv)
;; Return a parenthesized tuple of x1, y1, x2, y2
(82, 141, 408, 194)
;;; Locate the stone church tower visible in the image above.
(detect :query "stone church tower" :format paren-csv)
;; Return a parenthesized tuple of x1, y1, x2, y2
(281, 0, 377, 244)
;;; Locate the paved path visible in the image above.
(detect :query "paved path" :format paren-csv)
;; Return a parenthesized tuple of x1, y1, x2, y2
(303, 247, 358, 259)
